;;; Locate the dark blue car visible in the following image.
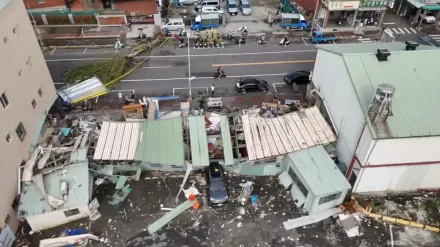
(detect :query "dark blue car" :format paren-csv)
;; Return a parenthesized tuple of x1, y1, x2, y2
(208, 163, 229, 205)
(284, 71, 311, 85)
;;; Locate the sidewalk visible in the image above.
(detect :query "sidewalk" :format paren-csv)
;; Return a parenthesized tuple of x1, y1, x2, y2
(40, 26, 127, 46)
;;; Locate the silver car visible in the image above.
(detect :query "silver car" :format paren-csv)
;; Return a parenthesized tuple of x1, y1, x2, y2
(208, 163, 229, 205)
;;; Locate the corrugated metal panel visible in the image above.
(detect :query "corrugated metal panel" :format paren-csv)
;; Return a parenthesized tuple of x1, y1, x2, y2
(242, 107, 337, 161)
(220, 116, 234, 165)
(119, 123, 133, 160)
(102, 123, 117, 160)
(58, 77, 107, 103)
(93, 121, 110, 160)
(111, 123, 125, 160)
(135, 118, 185, 165)
(127, 123, 140, 160)
(189, 116, 209, 166)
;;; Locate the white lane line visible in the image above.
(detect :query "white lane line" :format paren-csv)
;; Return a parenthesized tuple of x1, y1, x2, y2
(409, 28, 417, 34)
(45, 49, 317, 62)
(383, 22, 395, 25)
(50, 47, 56, 55)
(141, 66, 172, 69)
(391, 28, 398, 34)
(84, 48, 88, 53)
(398, 28, 404, 34)
(430, 34, 440, 37)
(384, 29, 395, 38)
(121, 73, 288, 82)
(272, 83, 285, 94)
(403, 28, 410, 34)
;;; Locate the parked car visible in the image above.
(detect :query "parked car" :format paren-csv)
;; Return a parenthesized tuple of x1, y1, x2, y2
(227, 0, 238, 15)
(236, 78, 269, 93)
(284, 71, 311, 85)
(201, 6, 224, 14)
(239, 0, 251, 15)
(161, 18, 185, 33)
(207, 163, 229, 205)
(195, 0, 220, 11)
(422, 15, 436, 24)
(179, 0, 198, 5)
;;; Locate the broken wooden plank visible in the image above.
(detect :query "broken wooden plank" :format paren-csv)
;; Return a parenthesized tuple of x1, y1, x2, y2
(278, 116, 301, 151)
(72, 135, 83, 152)
(249, 116, 264, 159)
(260, 118, 279, 156)
(292, 113, 315, 147)
(241, 115, 256, 160)
(284, 114, 308, 150)
(272, 117, 294, 153)
(255, 117, 272, 157)
(304, 108, 329, 144)
(266, 118, 286, 154)
(310, 106, 337, 142)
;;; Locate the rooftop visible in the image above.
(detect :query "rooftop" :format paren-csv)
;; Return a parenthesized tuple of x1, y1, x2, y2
(18, 162, 91, 218)
(287, 145, 351, 197)
(318, 42, 440, 138)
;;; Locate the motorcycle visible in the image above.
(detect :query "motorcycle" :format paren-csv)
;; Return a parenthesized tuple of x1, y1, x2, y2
(279, 36, 290, 46)
(213, 70, 226, 79)
(238, 25, 248, 35)
(178, 38, 187, 48)
(257, 35, 267, 44)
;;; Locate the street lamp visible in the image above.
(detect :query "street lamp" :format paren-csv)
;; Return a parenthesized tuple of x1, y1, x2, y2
(187, 32, 192, 100)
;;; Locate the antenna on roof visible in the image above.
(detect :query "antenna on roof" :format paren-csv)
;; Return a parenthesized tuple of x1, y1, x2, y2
(367, 83, 395, 124)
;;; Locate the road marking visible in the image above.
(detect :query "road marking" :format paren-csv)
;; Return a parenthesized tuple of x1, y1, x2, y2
(141, 66, 172, 69)
(46, 57, 108, 62)
(50, 47, 56, 55)
(301, 37, 308, 46)
(173, 87, 208, 95)
(212, 60, 315, 67)
(410, 28, 417, 34)
(83, 48, 88, 53)
(331, 40, 336, 44)
(398, 28, 404, 34)
(391, 28, 398, 34)
(383, 22, 395, 25)
(272, 83, 285, 94)
(121, 73, 288, 82)
(384, 29, 394, 38)
(403, 28, 410, 34)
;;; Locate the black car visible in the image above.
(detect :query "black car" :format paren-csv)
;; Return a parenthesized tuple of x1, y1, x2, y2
(236, 78, 269, 93)
(207, 163, 229, 205)
(284, 71, 311, 85)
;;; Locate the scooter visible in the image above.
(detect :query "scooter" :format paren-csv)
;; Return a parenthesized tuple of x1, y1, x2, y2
(213, 70, 226, 79)
(257, 35, 267, 44)
(238, 25, 248, 35)
(279, 37, 290, 46)
(178, 38, 187, 48)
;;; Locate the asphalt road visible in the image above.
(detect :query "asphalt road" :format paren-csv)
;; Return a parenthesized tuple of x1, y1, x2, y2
(44, 43, 317, 96)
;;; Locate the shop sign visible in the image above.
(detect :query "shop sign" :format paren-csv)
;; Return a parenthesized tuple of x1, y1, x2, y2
(360, 0, 388, 6)
(328, 1, 361, 10)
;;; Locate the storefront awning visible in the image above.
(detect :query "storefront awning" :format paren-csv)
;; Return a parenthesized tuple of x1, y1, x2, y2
(424, 5, 440, 11)
(358, 6, 388, 11)
(406, 0, 425, 9)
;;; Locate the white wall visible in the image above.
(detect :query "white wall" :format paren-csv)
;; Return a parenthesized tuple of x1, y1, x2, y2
(309, 189, 349, 214)
(26, 205, 91, 232)
(354, 164, 440, 192)
(367, 136, 440, 165)
(355, 126, 375, 165)
(312, 50, 365, 167)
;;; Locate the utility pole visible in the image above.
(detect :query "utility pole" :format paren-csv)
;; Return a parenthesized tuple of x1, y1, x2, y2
(310, 0, 320, 37)
(187, 31, 192, 100)
(27, 5, 44, 47)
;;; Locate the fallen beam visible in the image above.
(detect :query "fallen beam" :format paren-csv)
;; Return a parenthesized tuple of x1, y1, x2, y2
(148, 199, 196, 235)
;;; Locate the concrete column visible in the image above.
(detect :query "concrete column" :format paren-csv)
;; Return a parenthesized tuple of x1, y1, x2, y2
(396, 0, 404, 16)
(379, 10, 386, 26)
(323, 9, 330, 27)
(413, 9, 421, 25)
(351, 9, 359, 27)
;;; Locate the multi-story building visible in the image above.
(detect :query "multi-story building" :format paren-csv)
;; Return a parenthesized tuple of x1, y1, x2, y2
(0, 0, 56, 237)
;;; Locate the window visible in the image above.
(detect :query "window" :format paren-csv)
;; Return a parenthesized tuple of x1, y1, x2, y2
(0, 92, 9, 108)
(63, 208, 80, 217)
(5, 214, 11, 224)
(18, 70, 22, 76)
(318, 192, 342, 205)
(38, 87, 43, 97)
(15, 122, 27, 141)
(31, 99, 36, 108)
(288, 167, 308, 196)
(12, 25, 19, 35)
(6, 133, 11, 142)
(3, 36, 7, 43)
(26, 57, 32, 67)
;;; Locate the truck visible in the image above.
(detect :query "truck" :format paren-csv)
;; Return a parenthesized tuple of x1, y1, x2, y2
(280, 13, 309, 30)
(311, 31, 337, 44)
(191, 14, 220, 31)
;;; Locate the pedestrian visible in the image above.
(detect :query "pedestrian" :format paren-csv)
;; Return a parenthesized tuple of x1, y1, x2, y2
(118, 92, 123, 103)
(268, 15, 273, 27)
(211, 84, 215, 95)
(130, 90, 135, 100)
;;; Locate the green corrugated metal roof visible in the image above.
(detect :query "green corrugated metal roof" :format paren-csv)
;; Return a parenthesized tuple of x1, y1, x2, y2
(189, 116, 209, 167)
(18, 162, 91, 218)
(287, 146, 351, 197)
(135, 118, 185, 165)
(318, 42, 440, 138)
(317, 42, 437, 56)
(406, 0, 425, 8)
(220, 116, 234, 165)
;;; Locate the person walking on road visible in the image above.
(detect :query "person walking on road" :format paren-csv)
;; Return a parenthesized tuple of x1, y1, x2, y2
(118, 92, 123, 103)
(211, 84, 215, 96)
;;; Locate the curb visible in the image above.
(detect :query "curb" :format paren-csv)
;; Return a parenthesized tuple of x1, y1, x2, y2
(45, 44, 115, 49)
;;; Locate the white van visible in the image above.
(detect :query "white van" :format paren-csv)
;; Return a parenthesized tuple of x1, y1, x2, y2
(195, 0, 220, 11)
(161, 18, 185, 32)
(239, 0, 251, 15)
(201, 6, 224, 14)
(227, 0, 238, 15)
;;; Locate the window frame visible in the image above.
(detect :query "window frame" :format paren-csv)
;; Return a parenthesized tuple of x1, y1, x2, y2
(288, 167, 308, 197)
(15, 122, 27, 141)
(318, 192, 342, 205)
(63, 208, 80, 217)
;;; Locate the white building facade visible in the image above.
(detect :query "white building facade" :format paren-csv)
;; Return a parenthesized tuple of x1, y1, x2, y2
(311, 43, 440, 193)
